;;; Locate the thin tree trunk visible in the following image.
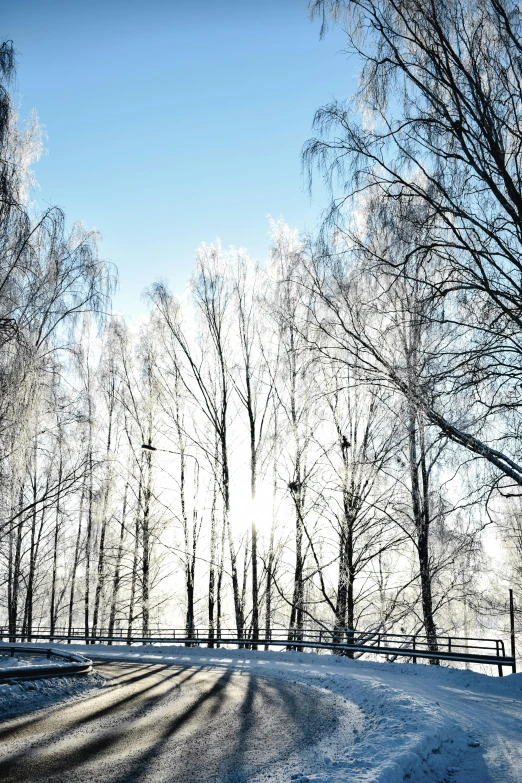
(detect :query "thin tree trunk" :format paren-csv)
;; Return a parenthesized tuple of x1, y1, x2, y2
(92, 391, 115, 640)
(189, 462, 199, 640)
(249, 424, 258, 648)
(83, 448, 94, 644)
(265, 412, 278, 650)
(241, 530, 250, 645)
(68, 491, 84, 643)
(287, 328, 305, 646)
(334, 514, 355, 656)
(127, 475, 142, 644)
(49, 456, 63, 637)
(408, 408, 438, 659)
(23, 501, 46, 642)
(7, 523, 13, 638)
(334, 526, 348, 643)
(247, 387, 259, 648)
(264, 521, 276, 651)
(108, 481, 128, 643)
(334, 437, 356, 656)
(8, 486, 24, 641)
(222, 431, 243, 636)
(216, 515, 226, 648)
(91, 515, 107, 641)
(288, 486, 304, 645)
(23, 448, 39, 642)
(84, 422, 94, 643)
(173, 370, 195, 642)
(142, 446, 152, 639)
(208, 460, 218, 647)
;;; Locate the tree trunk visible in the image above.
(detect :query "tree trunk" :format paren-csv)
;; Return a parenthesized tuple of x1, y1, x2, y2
(408, 408, 438, 659)
(8, 486, 24, 641)
(221, 431, 243, 636)
(23, 450, 39, 642)
(265, 412, 279, 651)
(249, 408, 259, 648)
(49, 457, 63, 637)
(216, 515, 226, 648)
(173, 372, 195, 643)
(288, 496, 304, 644)
(288, 468, 305, 646)
(108, 481, 128, 643)
(189, 463, 199, 639)
(142, 446, 152, 639)
(241, 530, 250, 645)
(208, 462, 218, 647)
(67, 491, 84, 643)
(84, 444, 94, 643)
(92, 394, 115, 640)
(334, 512, 355, 656)
(334, 436, 356, 656)
(127, 472, 142, 644)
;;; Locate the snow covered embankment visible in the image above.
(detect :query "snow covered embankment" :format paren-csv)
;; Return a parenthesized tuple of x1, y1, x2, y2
(0, 651, 104, 722)
(63, 644, 522, 783)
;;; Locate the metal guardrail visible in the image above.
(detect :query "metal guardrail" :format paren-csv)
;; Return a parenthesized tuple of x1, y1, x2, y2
(0, 626, 515, 676)
(0, 642, 92, 681)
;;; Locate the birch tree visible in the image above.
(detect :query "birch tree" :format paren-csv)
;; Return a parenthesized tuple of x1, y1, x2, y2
(306, 0, 522, 490)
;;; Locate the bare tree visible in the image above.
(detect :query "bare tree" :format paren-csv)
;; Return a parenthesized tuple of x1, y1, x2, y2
(317, 366, 400, 648)
(151, 243, 245, 636)
(306, 0, 522, 489)
(268, 219, 319, 643)
(231, 251, 273, 645)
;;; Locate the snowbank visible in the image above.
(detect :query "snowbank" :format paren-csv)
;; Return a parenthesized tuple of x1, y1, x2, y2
(0, 669, 104, 722)
(0, 653, 75, 669)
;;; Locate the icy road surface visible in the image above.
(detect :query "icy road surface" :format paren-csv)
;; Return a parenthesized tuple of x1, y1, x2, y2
(0, 659, 359, 783)
(0, 644, 521, 783)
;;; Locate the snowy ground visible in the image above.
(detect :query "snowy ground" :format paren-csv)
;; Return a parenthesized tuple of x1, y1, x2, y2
(0, 642, 521, 782)
(0, 670, 104, 722)
(0, 645, 101, 722)
(0, 652, 71, 669)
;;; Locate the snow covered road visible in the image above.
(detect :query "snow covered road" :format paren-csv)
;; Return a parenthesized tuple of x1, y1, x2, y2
(0, 644, 521, 783)
(0, 659, 360, 783)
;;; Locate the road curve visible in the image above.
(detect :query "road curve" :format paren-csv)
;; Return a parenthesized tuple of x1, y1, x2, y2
(0, 660, 343, 783)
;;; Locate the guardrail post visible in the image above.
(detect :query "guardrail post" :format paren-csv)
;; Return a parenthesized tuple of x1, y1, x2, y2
(47, 649, 51, 659)
(412, 636, 416, 665)
(495, 641, 503, 677)
(510, 589, 517, 674)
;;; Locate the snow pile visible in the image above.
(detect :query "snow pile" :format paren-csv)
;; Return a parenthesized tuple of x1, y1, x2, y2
(58, 643, 522, 783)
(0, 670, 104, 721)
(0, 653, 67, 670)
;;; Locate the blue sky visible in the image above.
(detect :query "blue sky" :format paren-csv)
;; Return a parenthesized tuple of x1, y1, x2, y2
(2, 0, 355, 319)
